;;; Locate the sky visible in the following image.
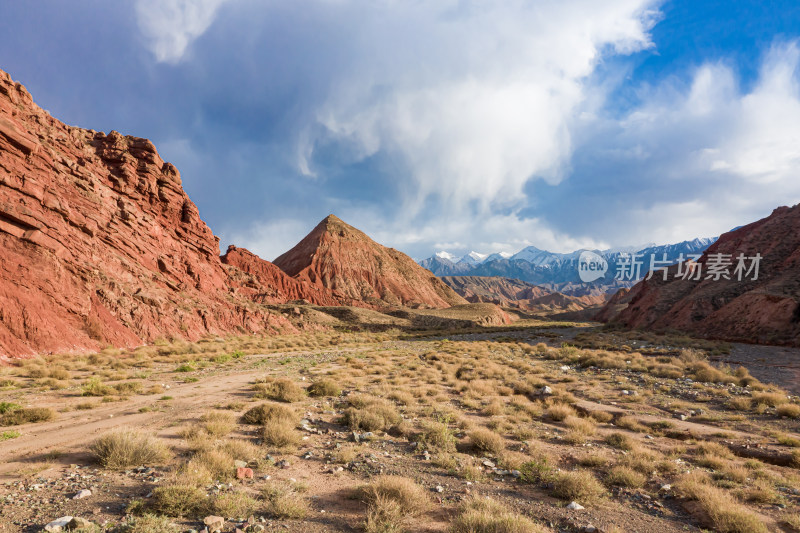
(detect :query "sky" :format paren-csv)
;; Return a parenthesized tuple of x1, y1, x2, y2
(1, 1, 799, 261)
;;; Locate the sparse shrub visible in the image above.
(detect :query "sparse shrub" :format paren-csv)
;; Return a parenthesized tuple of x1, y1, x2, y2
(253, 377, 305, 402)
(241, 403, 297, 425)
(362, 475, 429, 517)
(387, 390, 415, 405)
(192, 448, 235, 480)
(0, 402, 21, 414)
(174, 363, 196, 373)
(468, 428, 505, 455)
(784, 513, 800, 532)
(545, 404, 575, 422)
(605, 466, 646, 488)
(450, 496, 549, 533)
(518, 455, 553, 483)
(564, 415, 596, 436)
(577, 453, 610, 468)
(344, 398, 402, 432)
(263, 482, 309, 519)
(588, 410, 614, 423)
(91, 429, 170, 469)
(116, 514, 179, 533)
(605, 432, 634, 451)
(212, 491, 258, 519)
(550, 470, 605, 504)
(0, 406, 55, 426)
(364, 495, 404, 533)
(308, 378, 341, 397)
(675, 472, 768, 533)
(419, 419, 457, 451)
(82, 377, 114, 396)
(727, 397, 752, 411)
(777, 403, 800, 419)
(262, 418, 301, 448)
(200, 411, 236, 437)
(1, 430, 20, 441)
(752, 391, 787, 408)
(615, 416, 647, 433)
(148, 484, 208, 517)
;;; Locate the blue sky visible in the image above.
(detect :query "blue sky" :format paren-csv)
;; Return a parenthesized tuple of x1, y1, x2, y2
(1, 0, 799, 260)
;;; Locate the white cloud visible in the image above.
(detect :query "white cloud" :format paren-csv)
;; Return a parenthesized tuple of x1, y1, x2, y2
(591, 41, 800, 246)
(303, 0, 660, 215)
(135, 0, 230, 63)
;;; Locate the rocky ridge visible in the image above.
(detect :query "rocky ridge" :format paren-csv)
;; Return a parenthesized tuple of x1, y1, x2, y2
(602, 205, 800, 345)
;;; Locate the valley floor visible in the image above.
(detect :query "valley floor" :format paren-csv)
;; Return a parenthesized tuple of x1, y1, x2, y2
(1, 323, 799, 533)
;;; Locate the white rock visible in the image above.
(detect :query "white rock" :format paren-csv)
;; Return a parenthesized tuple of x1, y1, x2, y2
(566, 501, 585, 510)
(44, 517, 73, 532)
(72, 489, 92, 500)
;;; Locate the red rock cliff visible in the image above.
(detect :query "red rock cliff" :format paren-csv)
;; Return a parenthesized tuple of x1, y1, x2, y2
(602, 204, 800, 345)
(0, 69, 295, 359)
(221, 245, 364, 307)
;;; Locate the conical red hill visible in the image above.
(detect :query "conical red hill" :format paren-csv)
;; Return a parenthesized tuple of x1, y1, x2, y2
(274, 215, 467, 308)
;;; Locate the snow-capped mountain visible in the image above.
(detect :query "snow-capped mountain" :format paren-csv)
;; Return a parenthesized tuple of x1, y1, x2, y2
(458, 251, 489, 264)
(435, 250, 458, 261)
(484, 251, 513, 262)
(418, 237, 717, 293)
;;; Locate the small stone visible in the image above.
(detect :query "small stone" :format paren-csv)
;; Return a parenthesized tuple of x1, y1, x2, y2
(203, 515, 225, 533)
(72, 489, 92, 500)
(435, 485, 444, 493)
(566, 501, 585, 510)
(539, 386, 554, 396)
(44, 517, 73, 532)
(236, 467, 254, 480)
(660, 484, 672, 491)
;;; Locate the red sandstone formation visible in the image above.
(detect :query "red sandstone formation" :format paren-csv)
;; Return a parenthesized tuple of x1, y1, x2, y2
(601, 205, 800, 345)
(0, 69, 296, 359)
(274, 215, 467, 308)
(221, 245, 362, 307)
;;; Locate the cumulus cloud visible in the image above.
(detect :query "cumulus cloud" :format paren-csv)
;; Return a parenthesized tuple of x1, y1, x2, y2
(304, 0, 660, 216)
(576, 41, 800, 247)
(135, 0, 230, 63)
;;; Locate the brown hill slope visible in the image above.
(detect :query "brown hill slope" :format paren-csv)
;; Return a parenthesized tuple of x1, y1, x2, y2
(602, 205, 800, 345)
(0, 68, 298, 359)
(274, 215, 467, 308)
(441, 275, 606, 312)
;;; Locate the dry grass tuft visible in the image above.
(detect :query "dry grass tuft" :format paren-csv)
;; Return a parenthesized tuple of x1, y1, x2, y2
(263, 482, 309, 519)
(605, 466, 646, 488)
(148, 484, 208, 518)
(91, 429, 170, 469)
(362, 475, 430, 516)
(468, 428, 506, 455)
(450, 496, 550, 533)
(262, 418, 301, 448)
(200, 411, 236, 437)
(253, 377, 306, 402)
(549, 470, 605, 505)
(344, 396, 402, 432)
(212, 490, 259, 519)
(675, 472, 767, 533)
(241, 403, 297, 425)
(308, 378, 342, 397)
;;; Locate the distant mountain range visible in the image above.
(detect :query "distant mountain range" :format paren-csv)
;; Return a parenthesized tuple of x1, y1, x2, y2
(419, 238, 717, 294)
